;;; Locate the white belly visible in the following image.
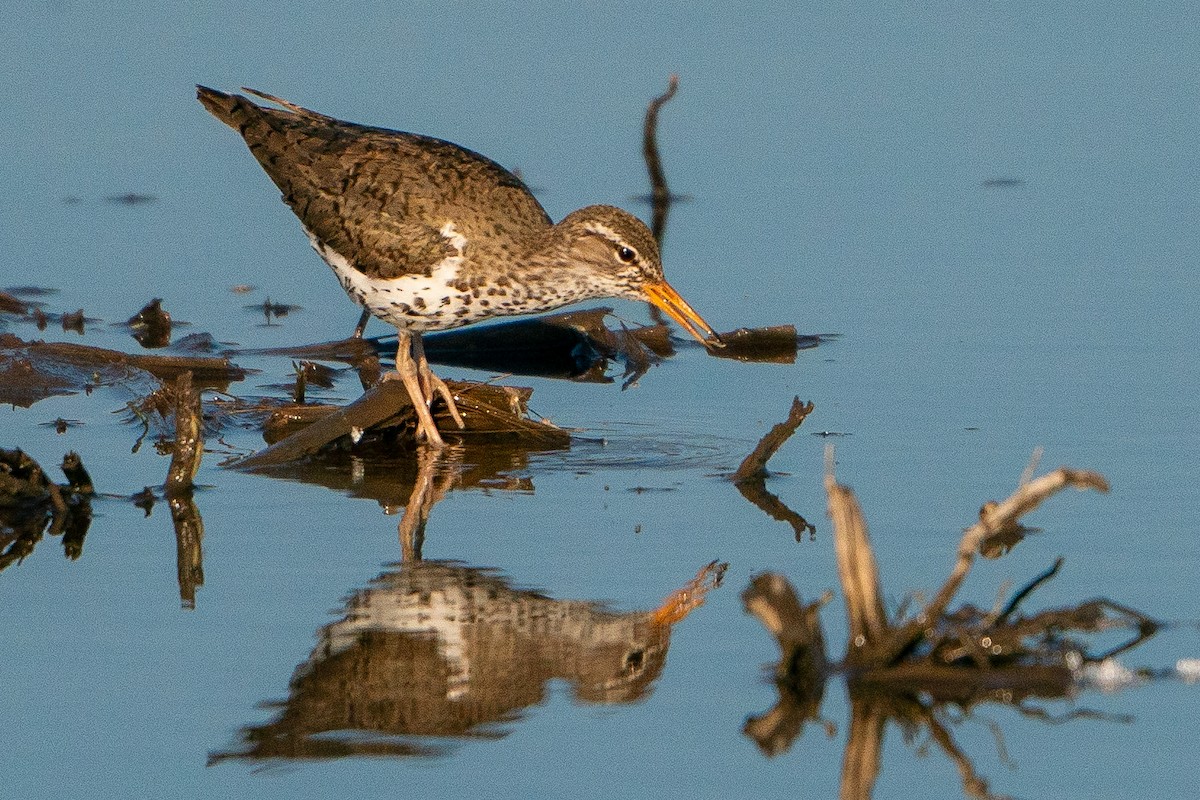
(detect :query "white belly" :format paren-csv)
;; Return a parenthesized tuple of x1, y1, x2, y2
(303, 225, 475, 332)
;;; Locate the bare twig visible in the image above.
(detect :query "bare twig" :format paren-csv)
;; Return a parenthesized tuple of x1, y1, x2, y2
(643, 74, 680, 243)
(880, 466, 1109, 665)
(732, 398, 814, 482)
(992, 557, 1064, 626)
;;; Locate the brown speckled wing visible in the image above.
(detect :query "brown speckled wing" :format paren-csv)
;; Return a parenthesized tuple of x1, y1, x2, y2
(205, 89, 552, 279)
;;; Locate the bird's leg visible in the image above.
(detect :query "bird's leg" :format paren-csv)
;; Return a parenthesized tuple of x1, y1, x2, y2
(412, 334, 465, 430)
(390, 329, 445, 447)
(351, 307, 371, 339)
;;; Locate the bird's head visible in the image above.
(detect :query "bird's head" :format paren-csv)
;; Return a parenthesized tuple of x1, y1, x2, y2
(554, 205, 723, 348)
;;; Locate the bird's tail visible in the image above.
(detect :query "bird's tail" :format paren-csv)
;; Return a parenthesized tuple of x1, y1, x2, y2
(196, 84, 331, 129)
(196, 85, 248, 130)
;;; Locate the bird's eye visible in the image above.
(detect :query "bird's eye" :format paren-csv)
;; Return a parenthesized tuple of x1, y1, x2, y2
(616, 245, 638, 264)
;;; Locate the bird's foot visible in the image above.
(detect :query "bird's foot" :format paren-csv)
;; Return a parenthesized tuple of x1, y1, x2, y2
(383, 370, 447, 447)
(426, 374, 466, 430)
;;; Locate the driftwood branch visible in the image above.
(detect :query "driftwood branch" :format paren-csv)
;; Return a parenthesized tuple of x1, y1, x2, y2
(748, 451, 1152, 799)
(879, 465, 1110, 664)
(732, 398, 818, 541)
(732, 397, 814, 483)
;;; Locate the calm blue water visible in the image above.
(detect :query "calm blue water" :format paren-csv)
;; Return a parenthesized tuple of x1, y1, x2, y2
(3, 3, 1198, 798)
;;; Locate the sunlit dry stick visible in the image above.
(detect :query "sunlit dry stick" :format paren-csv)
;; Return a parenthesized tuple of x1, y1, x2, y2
(825, 445, 888, 662)
(881, 463, 1109, 665)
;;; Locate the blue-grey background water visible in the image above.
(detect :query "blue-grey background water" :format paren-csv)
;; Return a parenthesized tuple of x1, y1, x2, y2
(2, 3, 1197, 798)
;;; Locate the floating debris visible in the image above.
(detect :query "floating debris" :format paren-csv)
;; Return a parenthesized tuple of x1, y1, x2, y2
(233, 379, 569, 469)
(3, 286, 58, 298)
(0, 448, 94, 570)
(104, 192, 158, 205)
(38, 418, 84, 434)
(167, 332, 221, 354)
(0, 291, 29, 315)
(61, 308, 86, 334)
(982, 177, 1026, 188)
(126, 298, 173, 349)
(130, 486, 156, 517)
(245, 297, 300, 326)
(0, 335, 249, 407)
(708, 326, 826, 364)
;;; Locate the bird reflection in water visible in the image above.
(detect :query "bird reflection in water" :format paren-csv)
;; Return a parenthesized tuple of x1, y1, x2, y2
(210, 558, 724, 762)
(210, 445, 725, 763)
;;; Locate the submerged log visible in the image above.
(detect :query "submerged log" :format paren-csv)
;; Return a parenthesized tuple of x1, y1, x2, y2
(0, 334, 248, 388)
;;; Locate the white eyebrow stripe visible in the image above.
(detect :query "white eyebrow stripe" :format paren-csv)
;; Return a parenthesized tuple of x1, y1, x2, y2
(582, 222, 620, 241)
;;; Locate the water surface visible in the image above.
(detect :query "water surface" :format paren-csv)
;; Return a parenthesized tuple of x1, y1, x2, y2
(3, 3, 1198, 799)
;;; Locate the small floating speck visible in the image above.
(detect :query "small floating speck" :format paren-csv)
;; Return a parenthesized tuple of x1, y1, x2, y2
(982, 177, 1026, 188)
(105, 192, 158, 205)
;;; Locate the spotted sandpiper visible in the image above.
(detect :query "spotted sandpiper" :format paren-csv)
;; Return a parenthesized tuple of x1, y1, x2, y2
(197, 86, 721, 446)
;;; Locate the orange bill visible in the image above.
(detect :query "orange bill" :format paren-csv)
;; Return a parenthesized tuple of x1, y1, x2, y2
(642, 280, 724, 348)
